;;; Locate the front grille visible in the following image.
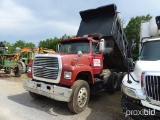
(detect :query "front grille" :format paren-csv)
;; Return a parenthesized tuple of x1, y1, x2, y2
(145, 75, 160, 101)
(33, 57, 59, 80)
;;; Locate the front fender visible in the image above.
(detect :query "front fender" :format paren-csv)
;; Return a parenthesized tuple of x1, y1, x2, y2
(122, 72, 141, 89)
(27, 62, 33, 78)
(122, 72, 146, 100)
(59, 65, 94, 86)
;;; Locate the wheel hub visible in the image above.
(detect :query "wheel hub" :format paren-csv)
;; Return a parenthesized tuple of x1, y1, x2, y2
(77, 87, 87, 108)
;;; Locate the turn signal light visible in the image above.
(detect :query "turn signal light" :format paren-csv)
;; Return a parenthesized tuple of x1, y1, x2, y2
(71, 61, 76, 66)
(30, 59, 33, 63)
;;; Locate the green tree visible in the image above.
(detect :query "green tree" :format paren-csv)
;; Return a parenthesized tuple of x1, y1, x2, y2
(12, 40, 26, 51)
(39, 34, 74, 51)
(25, 42, 36, 48)
(60, 34, 74, 40)
(4, 40, 35, 53)
(13, 40, 35, 49)
(39, 37, 59, 51)
(124, 14, 152, 60)
(2, 40, 35, 53)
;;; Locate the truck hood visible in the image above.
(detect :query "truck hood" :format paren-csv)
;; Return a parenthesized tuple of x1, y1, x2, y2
(134, 60, 160, 77)
(133, 61, 160, 81)
(123, 60, 160, 89)
(57, 53, 91, 66)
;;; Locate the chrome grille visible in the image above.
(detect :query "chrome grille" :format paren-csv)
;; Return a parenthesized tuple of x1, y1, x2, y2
(33, 57, 59, 80)
(145, 75, 160, 101)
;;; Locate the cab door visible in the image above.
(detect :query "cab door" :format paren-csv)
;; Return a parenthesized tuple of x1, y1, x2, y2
(92, 42, 103, 75)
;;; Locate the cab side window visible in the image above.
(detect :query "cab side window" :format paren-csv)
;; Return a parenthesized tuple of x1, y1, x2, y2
(92, 42, 99, 53)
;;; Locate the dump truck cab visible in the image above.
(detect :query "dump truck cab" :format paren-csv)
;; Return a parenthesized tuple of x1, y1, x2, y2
(58, 37, 102, 81)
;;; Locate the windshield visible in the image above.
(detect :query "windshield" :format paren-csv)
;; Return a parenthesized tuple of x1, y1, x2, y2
(59, 40, 90, 53)
(139, 41, 160, 60)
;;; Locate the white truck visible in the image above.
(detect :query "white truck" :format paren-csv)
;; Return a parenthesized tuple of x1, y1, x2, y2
(121, 16, 160, 119)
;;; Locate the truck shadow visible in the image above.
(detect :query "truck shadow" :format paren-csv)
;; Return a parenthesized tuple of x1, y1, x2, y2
(86, 92, 124, 120)
(8, 91, 124, 119)
(8, 92, 73, 116)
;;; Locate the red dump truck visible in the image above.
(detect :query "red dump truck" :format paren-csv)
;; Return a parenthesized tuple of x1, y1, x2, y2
(23, 4, 132, 113)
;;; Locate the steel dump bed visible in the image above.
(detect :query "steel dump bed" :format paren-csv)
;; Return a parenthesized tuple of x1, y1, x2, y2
(77, 4, 129, 71)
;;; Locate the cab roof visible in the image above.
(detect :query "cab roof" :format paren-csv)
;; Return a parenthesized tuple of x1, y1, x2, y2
(59, 37, 99, 43)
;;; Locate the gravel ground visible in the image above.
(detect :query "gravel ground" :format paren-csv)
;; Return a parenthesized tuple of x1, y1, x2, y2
(0, 74, 125, 120)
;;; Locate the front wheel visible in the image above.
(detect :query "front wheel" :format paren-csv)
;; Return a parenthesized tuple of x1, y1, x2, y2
(68, 80, 90, 114)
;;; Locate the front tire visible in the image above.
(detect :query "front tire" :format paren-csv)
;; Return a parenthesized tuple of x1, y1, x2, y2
(68, 80, 90, 114)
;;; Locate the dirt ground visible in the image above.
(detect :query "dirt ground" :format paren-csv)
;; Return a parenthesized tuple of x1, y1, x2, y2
(0, 73, 125, 120)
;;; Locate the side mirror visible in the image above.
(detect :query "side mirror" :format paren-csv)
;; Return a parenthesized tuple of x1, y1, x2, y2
(99, 39, 113, 54)
(124, 58, 133, 84)
(124, 58, 133, 68)
(99, 39, 105, 53)
(77, 51, 82, 57)
(56, 44, 60, 52)
(124, 58, 139, 84)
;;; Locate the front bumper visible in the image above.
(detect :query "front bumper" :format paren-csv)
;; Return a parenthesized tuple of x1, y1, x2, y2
(23, 80, 72, 102)
(122, 93, 160, 120)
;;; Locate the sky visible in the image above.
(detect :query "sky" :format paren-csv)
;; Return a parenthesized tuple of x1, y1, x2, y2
(0, 0, 160, 46)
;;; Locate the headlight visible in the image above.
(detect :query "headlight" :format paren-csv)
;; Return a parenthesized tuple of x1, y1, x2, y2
(64, 71, 72, 79)
(122, 85, 139, 99)
(27, 67, 31, 73)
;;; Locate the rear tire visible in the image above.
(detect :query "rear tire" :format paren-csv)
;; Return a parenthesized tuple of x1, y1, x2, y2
(107, 72, 118, 94)
(14, 63, 23, 77)
(29, 91, 43, 100)
(68, 80, 90, 114)
(19, 61, 26, 73)
(5, 67, 11, 74)
(117, 72, 123, 91)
